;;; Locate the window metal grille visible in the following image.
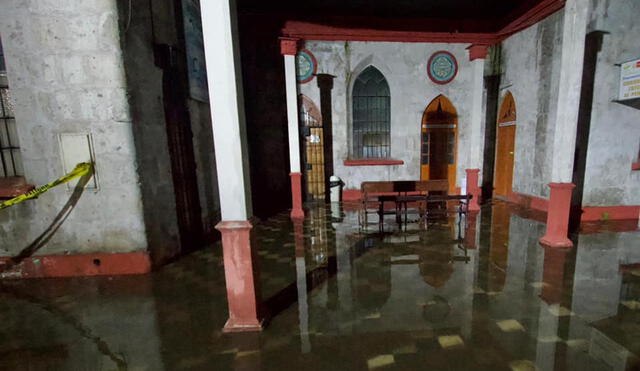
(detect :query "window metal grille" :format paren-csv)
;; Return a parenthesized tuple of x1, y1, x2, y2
(421, 131, 430, 165)
(0, 36, 21, 178)
(352, 66, 390, 159)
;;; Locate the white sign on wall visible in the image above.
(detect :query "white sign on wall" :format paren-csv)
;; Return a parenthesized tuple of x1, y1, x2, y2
(619, 58, 640, 101)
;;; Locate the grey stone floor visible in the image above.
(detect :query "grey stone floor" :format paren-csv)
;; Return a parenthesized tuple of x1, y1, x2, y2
(0, 200, 639, 370)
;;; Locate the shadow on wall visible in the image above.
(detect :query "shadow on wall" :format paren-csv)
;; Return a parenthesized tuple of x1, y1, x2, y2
(0, 173, 93, 274)
(570, 31, 606, 230)
(238, 15, 292, 219)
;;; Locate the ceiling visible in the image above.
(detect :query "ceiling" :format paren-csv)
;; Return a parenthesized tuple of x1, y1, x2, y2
(237, 0, 557, 34)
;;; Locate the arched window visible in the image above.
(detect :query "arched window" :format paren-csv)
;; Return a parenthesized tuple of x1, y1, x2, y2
(352, 66, 390, 159)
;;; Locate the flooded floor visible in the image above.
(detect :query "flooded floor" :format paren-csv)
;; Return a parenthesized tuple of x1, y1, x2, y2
(1, 200, 639, 370)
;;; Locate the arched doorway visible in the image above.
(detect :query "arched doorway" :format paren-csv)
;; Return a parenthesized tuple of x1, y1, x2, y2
(420, 95, 458, 194)
(494, 92, 517, 197)
(299, 95, 325, 201)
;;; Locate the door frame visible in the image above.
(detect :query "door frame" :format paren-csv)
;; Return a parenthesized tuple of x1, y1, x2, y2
(493, 91, 517, 198)
(420, 95, 458, 194)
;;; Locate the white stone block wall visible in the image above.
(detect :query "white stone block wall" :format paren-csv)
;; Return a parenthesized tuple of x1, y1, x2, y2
(0, 0, 147, 255)
(298, 41, 477, 191)
(499, 11, 564, 199)
(582, 0, 640, 207)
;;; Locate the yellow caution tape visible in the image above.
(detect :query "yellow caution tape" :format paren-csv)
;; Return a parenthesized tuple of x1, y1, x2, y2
(0, 162, 93, 211)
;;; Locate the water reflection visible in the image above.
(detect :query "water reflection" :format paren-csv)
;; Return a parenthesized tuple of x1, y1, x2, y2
(0, 200, 638, 370)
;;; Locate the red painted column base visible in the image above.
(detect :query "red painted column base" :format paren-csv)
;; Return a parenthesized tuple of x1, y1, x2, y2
(290, 172, 305, 219)
(539, 183, 575, 248)
(465, 168, 481, 212)
(216, 221, 263, 332)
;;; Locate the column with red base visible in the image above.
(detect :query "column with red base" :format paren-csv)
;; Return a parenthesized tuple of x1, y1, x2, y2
(280, 37, 305, 219)
(539, 183, 575, 248)
(465, 168, 481, 212)
(201, 0, 262, 331)
(216, 221, 262, 331)
(539, 0, 588, 247)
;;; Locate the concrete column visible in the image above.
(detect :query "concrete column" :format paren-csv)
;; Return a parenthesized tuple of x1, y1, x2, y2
(540, 0, 589, 247)
(280, 37, 305, 219)
(200, 0, 262, 332)
(467, 45, 488, 171)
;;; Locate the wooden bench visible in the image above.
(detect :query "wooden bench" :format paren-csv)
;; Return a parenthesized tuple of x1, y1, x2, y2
(359, 180, 452, 229)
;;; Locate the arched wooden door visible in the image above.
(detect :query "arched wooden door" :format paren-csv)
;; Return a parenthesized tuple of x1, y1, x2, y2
(420, 95, 458, 194)
(299, 95, 325, 201)
(494, 92, 517, 197)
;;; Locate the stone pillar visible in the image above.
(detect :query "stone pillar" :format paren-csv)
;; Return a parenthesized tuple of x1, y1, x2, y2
(540, 0, 589, 247)
(467, 45, 488, 171)
(317, 74, 335, 201)
(466, 168, 481, 212)
(280, 37, 305, 219)
(200, 0, 262, 332)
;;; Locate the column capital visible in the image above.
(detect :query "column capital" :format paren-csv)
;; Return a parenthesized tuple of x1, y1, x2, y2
(279, 37, 300, 56)
(467, 44, 489, 61)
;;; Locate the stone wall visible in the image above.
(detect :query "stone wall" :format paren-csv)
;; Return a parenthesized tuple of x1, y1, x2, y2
(499, 3, 639, 207)
(298, 41, 477, 191)
(499, 11, 564, 199)
(0, 0, 221, 263)
(0, 0, 147, 256)
(118, 0, 220, 264)
(582, 0, 640, 207)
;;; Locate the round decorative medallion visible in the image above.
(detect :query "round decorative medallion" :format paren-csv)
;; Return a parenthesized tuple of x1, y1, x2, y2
(427, 51, 458, 85)
(296, 49, 317, 84)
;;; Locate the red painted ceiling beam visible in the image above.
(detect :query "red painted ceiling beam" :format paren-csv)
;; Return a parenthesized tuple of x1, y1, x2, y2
(498, 0, 566, 38)
(280, 0, 566, 45)
(281, 21, 499, 43)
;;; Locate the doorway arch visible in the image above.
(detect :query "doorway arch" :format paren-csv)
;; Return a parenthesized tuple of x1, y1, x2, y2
(494, 92, 517, 197)
(420, 95, 458, 194)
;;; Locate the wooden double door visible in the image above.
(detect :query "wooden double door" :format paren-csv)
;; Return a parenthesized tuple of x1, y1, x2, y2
(420, 95, 458, 194)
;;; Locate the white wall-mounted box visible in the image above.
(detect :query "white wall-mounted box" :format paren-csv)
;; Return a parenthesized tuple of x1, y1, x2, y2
(58, 133, 98, 190)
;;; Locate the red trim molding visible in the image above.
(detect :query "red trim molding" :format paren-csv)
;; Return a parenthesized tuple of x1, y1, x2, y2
(507, 191, 549, 212)
(508, 191, 639, 222)
(279, 37, 299, 55)
(282, 20, 499, 44)
(498, 0, 566, 38)
(343, 159, 404, 166)
(0, 252, 151, 279)
(467, 44, 489, 61)
(0, 177, 35, 199)
(581, 206, 640, 222)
